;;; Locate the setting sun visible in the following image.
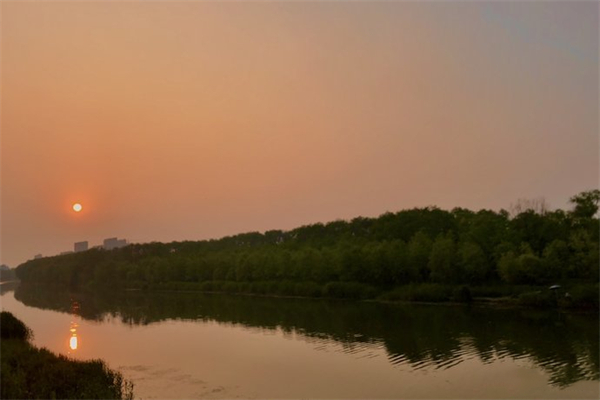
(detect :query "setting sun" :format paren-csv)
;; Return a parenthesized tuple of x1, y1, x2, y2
(72, 203, 82, 212)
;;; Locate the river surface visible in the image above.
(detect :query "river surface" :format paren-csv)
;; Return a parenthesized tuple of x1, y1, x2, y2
(1, 282, 598, 399)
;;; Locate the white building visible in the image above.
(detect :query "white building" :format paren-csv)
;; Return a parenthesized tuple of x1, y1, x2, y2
(103, 237, 127, 250)
(74, 241, 88, 253)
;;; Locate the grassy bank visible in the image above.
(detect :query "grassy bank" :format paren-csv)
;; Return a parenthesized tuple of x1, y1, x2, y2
(0, 312, 134, 400)
(119, 280, 598, 310)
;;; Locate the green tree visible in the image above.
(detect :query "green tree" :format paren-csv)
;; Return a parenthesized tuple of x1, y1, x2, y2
(568, 231, 600, 280)
(458, 241, 489, 284)
(498, 251, 523, 284)
(429, 235, 458, 283)
(542, 240, 569, 282)
(519, 253, 545, 285)
(387, 240, 416, 285)
(569, 190, 600, 220)
(407, 232, 433, 282)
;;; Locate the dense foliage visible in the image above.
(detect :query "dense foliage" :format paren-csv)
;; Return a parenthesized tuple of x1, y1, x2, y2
(0, 311, 32, 341)
(16, 191, 599, 304)
(0, 312, 134, 399)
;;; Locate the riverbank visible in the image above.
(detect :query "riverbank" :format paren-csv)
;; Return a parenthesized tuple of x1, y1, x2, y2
(117, 280, 599, 311)
(0, 311, 134, 400)
(7, 277, 597, 311)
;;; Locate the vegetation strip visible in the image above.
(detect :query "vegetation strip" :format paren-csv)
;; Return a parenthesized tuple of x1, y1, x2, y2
(15, 190, 599, 309)
(0, 312, 133, 400)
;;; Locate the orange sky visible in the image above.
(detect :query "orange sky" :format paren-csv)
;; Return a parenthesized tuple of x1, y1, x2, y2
(1, 1, 598, 266)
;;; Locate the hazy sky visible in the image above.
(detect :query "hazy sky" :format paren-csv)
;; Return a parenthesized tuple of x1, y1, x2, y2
(1, 1, 598, 267)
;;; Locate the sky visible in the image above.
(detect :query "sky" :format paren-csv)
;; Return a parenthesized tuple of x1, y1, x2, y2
(1, 1, 598, 267)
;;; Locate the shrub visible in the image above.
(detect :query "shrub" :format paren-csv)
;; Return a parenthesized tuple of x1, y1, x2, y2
(381, 284, 451, 302)
(517, 290, 555, 307)
(565, 284, 599, 309)
(294, 282, 323, 298)
(452, 286, 473, 303)
(469, 285, 512, 298)
(1, 312, 32, 341)
(1, 313, 133, 399)
(323, 282, 377, 300)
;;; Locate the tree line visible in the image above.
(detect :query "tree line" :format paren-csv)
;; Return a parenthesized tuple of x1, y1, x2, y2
(16, 190, 599, 304)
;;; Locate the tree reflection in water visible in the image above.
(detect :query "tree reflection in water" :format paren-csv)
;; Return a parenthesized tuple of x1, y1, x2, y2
(12, 283, 599, 388)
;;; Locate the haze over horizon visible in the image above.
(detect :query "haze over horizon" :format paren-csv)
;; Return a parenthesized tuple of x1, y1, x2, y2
(1, 1, 598, 267)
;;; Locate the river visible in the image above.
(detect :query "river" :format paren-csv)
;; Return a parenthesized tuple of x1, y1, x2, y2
(1, 282, 598, 399)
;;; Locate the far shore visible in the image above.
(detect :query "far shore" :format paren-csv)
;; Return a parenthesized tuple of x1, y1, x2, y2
(8, 280, 598, 313)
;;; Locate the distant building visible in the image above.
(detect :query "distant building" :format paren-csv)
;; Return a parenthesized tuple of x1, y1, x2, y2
(34, 254, 43, 260)
(74, 241, 88, 253)
(103, 237, 127, 250)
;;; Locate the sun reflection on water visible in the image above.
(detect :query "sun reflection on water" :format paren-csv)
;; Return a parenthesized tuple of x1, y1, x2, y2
(68, 300, 80, 353)
(69, 333, 78, 350)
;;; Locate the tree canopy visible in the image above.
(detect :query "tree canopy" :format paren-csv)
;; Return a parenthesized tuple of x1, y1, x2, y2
(16, 191, 599, 302)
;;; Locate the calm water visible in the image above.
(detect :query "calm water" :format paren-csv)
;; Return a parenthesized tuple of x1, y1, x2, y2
(1, 282, 598, 399)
